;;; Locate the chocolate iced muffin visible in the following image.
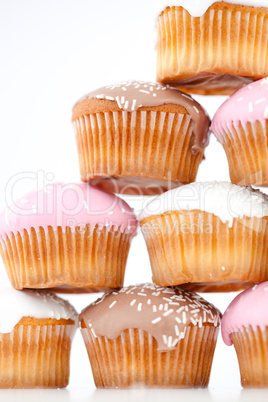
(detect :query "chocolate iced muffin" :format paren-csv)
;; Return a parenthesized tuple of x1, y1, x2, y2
(79, 283, 221, 388)
(72, 81, 210, 195)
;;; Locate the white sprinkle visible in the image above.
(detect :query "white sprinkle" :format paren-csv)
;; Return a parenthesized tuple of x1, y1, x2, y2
(164, 303, 169, 311)
(147, 299, 151, 305)
(193, 106, 199, 114)
(248, 85, 253, 89)
(182, 312, 187, 324)
(163, 289, 175, 294)
(172, 339, 178, 348)
(130, 299, 136, 306)
(139, 89, 150, 94)
(190, 317, 197, 325)
(191, 309, 200, 314)
(159, 304, 164, 311)
(175, 325, 180, 336)
(115, 96, 122, 108)
(249, 102, 253, 112)
(221, 266, 226, 271)
(108, 210, 114, 215)
(181, 93, 192, 100)
(163, 297, 171, 302)
(122, 87, 127, 91)
(163, 335, 168, 344)
(255, 98, 266, 105)
(152, 317, 162, 324)
(153, 93, 157, 97)
(264, 106, 268, 118)
(163, 309, 174, 317)
(137, 303, 142, 311)
(168, 336, 173, 348)
(237, 97, 243, 102)
(153, 305, 157, 313)
(131, 100, 137, 111)
(175, 317, 181, 324)
(199, 318, 203, 328)
(121, 96, 125, 104)
(109, 301, 117, 309)
(170, 302, 180, 306)
(152, 292, 160, 297)
(203, 311, 207, 322)
(138, 293, 147, 297)
(176, 307, 185, 314)
(265, 288, 268, 292)
(124, 101, 129, 109)
(252, 285, 258, 291)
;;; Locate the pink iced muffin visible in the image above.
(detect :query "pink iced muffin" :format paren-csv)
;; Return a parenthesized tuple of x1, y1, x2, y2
(222, 282, 268, 387)
(0, 183, 137, 291)
(211, 78, 268, 186)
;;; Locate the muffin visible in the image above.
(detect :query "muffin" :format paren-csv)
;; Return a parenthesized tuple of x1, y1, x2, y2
(80, 283, 221, 388)
(139, 182, 268, 292)
(72, 81, 210, 195)
(156, 1, 268, 95)
(0, 287, 77, 388)
(222, 282, 268, 387)
(0, 183, 137, 290)
(211, 78, 268, 186)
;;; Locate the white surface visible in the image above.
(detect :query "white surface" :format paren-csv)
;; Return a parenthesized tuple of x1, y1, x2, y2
(0, 0, 268, 400)
(139, 181, 268, 226)
(0, 287, 78, 333)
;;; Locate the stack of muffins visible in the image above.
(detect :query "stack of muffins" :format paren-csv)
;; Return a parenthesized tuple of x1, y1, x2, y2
(1, 0, 268, 390)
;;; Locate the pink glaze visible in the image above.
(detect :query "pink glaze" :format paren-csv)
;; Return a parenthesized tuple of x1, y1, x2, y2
(222, 282, 268, 346)
(0, 183, 138, 238)
(211, 78, 268, 137)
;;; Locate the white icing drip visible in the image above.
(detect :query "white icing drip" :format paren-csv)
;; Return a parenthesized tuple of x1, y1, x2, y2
(139, 182, 268, 227)
(155, 1, 267, 18)
(0, 287, 78, 334)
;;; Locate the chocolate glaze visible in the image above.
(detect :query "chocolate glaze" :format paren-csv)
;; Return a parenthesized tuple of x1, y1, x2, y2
(73, 81, 210, 154)
(79, 283, 221, 352)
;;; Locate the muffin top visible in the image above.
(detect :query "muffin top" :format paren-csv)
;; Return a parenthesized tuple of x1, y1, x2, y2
(80, 283, 221, 352)
(0, 183, 137, 237)
(72, 81, 210, 154)
(222, 282, 268, 346)
(155, 1, 267, 18)
(0, 287, 78, 334)
(211, 78, 268, 136)
(139, 181, 268, 227)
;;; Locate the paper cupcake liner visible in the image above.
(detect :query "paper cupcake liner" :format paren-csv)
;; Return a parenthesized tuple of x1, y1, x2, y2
(157, 4, 268, 95)
(73, 111, 204, 195)
(0, 324, 74, 388)
(140, 211, 268, 290)
(81, 325, 219, 388)
(215, 120, 268, 186)
(232, 326, 268, 388)
(0, 225, 133, 290)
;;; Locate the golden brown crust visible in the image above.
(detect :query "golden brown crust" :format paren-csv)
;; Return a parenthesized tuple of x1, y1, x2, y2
(72, 98, 188, 121)
(15, 317, 75, 327)
(160, 2, 268, 16)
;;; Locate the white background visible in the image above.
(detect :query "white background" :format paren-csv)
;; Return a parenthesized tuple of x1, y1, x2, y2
(0, 1, 268, 401)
